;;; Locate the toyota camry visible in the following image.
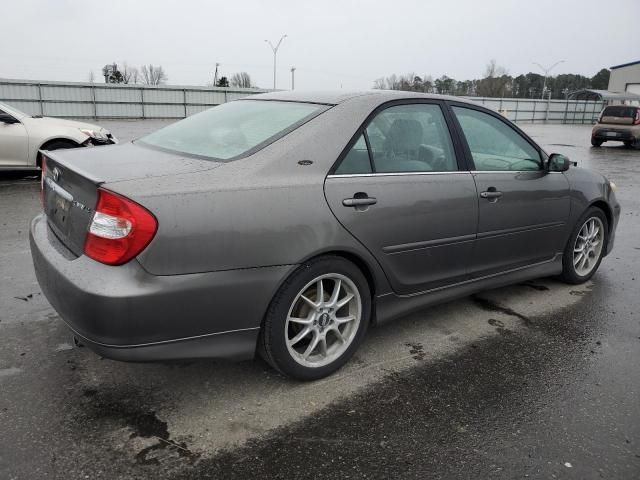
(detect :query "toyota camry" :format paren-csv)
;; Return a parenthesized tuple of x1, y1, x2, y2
(30, 91, 620, 380)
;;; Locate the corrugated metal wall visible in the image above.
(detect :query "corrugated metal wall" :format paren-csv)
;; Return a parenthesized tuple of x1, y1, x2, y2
(0, 79, 606, 123)
(0, 79, 269, 119)
(466, 97, 606, 124)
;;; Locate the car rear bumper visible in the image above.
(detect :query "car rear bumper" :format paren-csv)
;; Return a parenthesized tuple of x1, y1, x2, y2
(29, 214, 294, 361)
(592, 128, 637, 142)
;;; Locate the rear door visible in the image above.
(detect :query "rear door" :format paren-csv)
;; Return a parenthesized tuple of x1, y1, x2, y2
(0, 108, 28, 167)
(449, 103, 570, 277)
(324, 101, 478, 295)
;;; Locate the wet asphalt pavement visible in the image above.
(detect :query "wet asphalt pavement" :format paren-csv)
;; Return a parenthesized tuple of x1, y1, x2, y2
(0, 122, 639, 479)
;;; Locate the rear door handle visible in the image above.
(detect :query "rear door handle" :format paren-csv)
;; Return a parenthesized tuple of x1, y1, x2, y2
(480, 186, 503, 203)
(343, 197, 377, 207)
(479, 191, 503, 199)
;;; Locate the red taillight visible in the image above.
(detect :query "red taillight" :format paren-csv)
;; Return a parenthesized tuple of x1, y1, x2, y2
(634, 110, 640, 125)
(84, 189, 157, 266)
(40, 156, 46, 209)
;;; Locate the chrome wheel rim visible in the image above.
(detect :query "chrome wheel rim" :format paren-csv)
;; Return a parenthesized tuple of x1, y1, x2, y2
(573, 217, 604, 277)
(285, 273, 361, 368)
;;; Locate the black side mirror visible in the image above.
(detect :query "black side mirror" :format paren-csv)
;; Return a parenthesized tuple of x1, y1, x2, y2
(547, 153, 571, 172)
(0, 113, 20, 124)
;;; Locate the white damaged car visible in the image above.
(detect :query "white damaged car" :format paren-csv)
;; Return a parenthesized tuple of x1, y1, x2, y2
(0, 101, 117, 170)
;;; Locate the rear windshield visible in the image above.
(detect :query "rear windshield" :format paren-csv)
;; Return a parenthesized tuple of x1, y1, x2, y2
(138, 100, 327, 161)
(602, 106, 637, 118)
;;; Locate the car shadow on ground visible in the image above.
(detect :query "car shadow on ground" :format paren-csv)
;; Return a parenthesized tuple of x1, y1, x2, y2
(8, 275, 588, 469)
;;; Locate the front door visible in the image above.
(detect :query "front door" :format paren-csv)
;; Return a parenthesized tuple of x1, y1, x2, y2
(0, 109, 28, 167)
(324, 102, 478, 295)
(449, 104, 570, 277)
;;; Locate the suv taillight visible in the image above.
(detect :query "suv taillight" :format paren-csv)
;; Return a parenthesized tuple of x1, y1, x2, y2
(634, 109, 640, 125)
(84, 189, 157, 266)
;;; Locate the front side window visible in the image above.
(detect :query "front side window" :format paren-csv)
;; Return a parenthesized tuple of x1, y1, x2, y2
(139, 100, 327, 161)
(452, 106, 541, 171)
(364, 104, 457, 173)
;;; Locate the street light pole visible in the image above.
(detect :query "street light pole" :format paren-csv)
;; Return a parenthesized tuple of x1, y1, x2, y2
(265, 35, 287, 89)
(291, 66, 296, 90)
(533, 60, 565, 99)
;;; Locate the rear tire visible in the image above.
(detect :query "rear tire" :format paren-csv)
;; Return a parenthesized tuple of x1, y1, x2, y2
(560, 207, 608, 284)
(591, 138, 603, 147)
(259, 256, 371, 380)
(623, 140, 636, 149)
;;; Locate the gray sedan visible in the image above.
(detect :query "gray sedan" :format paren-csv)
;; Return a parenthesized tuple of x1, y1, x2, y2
(30, 91, 620, 380)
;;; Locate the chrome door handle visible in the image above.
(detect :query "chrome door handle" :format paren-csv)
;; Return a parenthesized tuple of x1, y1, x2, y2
(480, 191, 503, 199)
(343, 197, 377, 207)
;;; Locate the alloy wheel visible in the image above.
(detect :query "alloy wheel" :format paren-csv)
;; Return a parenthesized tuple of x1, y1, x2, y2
(285, 273, 362, 368)
(573, 217, 604, 277)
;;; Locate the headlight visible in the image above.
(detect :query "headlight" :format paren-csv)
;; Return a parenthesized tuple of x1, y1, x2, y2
(609, 181, 617, 192)
(79, 128, 108, 140)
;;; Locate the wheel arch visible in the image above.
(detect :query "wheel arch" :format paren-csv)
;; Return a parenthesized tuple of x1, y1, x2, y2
(36, 137, 82, 167)
(264, 249, 383, 329)
(588, 199, 614, 234)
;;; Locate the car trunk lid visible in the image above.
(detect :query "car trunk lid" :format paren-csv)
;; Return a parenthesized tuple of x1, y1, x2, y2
(41, 142, 221, 256)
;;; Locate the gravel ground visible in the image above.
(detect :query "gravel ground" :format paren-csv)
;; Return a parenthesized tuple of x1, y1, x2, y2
(0, 121, 638, 479)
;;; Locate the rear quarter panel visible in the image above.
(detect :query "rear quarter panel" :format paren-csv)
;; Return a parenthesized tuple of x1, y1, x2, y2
(107, 97, 393, 295)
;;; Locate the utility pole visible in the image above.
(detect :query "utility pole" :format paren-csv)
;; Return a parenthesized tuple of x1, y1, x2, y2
(533, 60, 565, 99)
(213, 62, 220, 86)
(264, 35, 287, 89)
(290, 66, 296, 90)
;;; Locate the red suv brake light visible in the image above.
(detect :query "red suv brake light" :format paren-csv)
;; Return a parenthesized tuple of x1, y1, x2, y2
(84, 189, 158, 266)
(634, 109, 640, 125)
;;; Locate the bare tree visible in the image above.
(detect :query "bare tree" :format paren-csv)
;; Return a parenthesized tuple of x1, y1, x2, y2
(120, 62, 139, 84)
(483, 59, 508, 79)
(230, 72, 253, 88)
(140, 65, 168, 85)
(476, 60, 511, 97)
(373, 77, 386, 89)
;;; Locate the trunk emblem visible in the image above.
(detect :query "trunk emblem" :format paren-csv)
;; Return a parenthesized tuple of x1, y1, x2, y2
(52, 167, 61, 182)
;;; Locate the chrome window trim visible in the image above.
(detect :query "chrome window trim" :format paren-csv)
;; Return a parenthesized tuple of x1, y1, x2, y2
(327, 170, 563, 179)
(470, 170, 562, 174)
(327, 171, 471, 179)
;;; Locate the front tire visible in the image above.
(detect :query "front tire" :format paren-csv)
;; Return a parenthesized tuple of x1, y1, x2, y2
(259, 256, 371, 380)
(560, 207, 608, 284)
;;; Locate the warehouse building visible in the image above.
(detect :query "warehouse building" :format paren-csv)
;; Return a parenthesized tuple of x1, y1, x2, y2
(608, 60, 640, 96)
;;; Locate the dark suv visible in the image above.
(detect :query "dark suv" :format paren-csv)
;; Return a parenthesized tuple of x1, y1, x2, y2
(592, 105, 640, 148)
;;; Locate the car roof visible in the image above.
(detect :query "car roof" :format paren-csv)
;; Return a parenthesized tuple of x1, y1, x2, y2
(247, 89, 477, 106)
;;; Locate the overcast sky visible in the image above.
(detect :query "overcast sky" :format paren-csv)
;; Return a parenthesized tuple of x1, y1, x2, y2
(2, 0, 639, 90)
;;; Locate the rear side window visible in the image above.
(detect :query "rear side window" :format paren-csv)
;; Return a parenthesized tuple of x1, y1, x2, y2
(367, 104, 457, 173)
(601, 106, 637, 118)
(335, 134, 372, 174)
(334, 103, 458, 174)
(139, 100, 327, 161)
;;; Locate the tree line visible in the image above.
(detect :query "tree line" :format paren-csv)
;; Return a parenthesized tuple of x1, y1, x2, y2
(373, 60, 611, 99)
(92, 63, 256, 88)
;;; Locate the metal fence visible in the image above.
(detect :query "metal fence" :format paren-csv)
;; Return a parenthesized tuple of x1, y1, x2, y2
(0, 78, 606, 124)
(467, 97, 606, 124)
(0, 78, 269, 119)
